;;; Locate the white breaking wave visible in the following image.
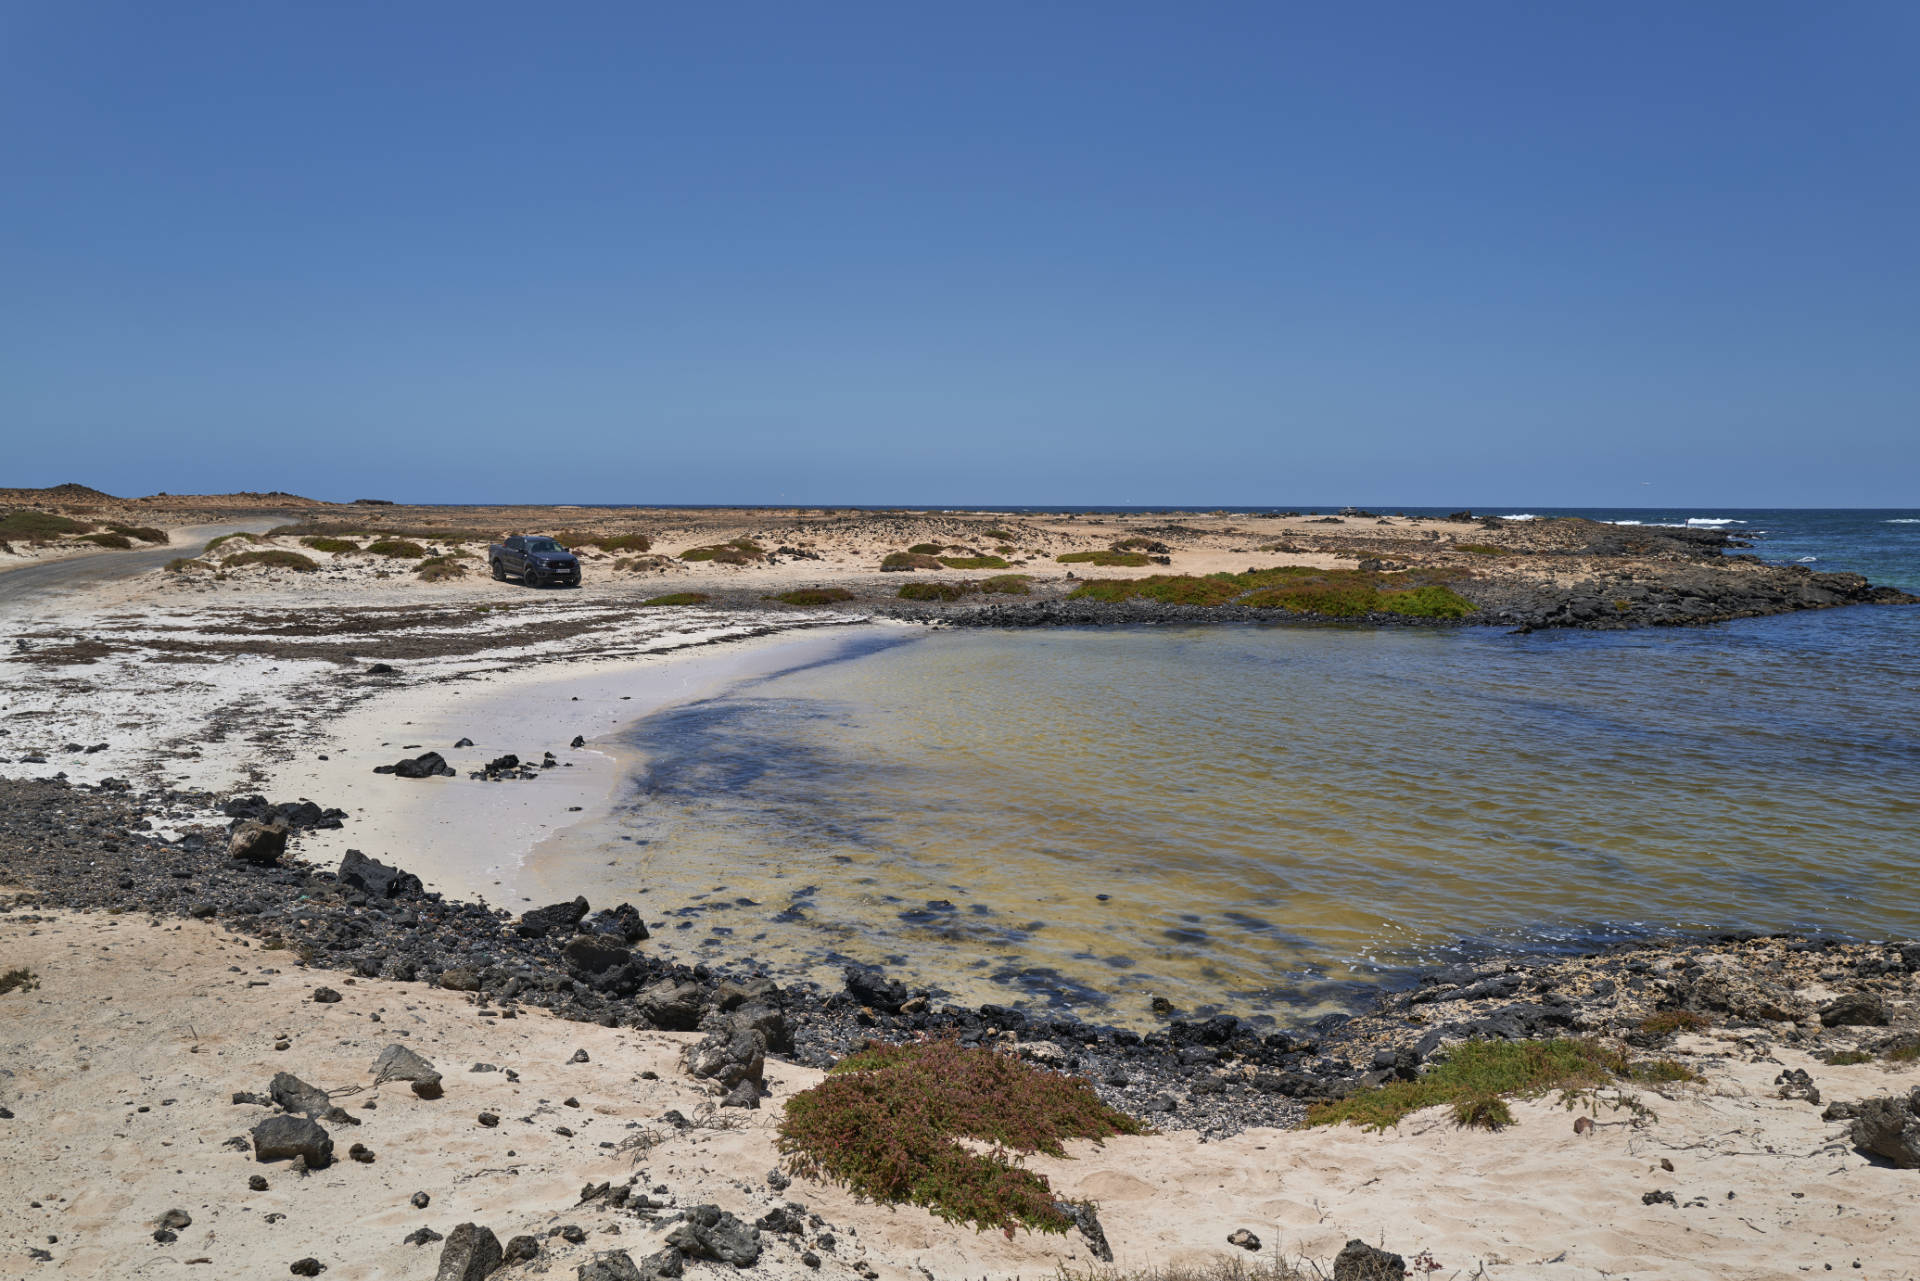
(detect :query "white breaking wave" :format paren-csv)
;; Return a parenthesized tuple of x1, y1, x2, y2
(1797, 556, 1818, 563)
(1499, 513, 1542, 521)
(1686, 517, 1746, 526)
(1887, 519, 1920, 524)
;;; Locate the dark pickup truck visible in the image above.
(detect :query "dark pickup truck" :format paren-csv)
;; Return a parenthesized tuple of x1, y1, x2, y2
(489, 535, 581, 587)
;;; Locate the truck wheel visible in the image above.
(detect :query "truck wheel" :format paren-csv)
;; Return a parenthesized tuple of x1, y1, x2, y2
(491, 559, 506, 581)
(526, 568, 544, 589)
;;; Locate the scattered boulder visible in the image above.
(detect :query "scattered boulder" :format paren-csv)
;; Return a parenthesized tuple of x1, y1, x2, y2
(157, 1209, 192, 1231)
(503, 1235, 540, 1264)
(635, 979, 705, 1031)
(405, 1227, 445, 1247)
(571, 735, 586, 748)
(1334, 1240, 1406, 1281)
(270, 1072, 356, 1125)
(372, 1044, 444, 1099)
(251, 1115, 333, 1167)
(290, 1258, 324, 1276)
(1776, 1068, 1822, 1105)
(1849, 1088, 1920, 1168)
(664, 1205, 760, 1267)
(312, 987, 342, 1004)
(229, 821, 288, 866)
(519, 896, 591, 939)
(685, 1021, 766, 1091)
(1055, 1200, 1112, 1262)
(586, 903, 649, 944)
(843, 965, 908, 1013)
(1821, 992, 1891, 1027)
(338, 849, 424, 899)
(435, 1223, 504, 1281)
(375, 751, 456, 779)
(562, 935, 631, 975)
(1228, 1228, 1261, 1251)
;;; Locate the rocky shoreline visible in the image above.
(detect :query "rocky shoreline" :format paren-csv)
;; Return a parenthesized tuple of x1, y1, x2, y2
(7, 774, 1917, 1149)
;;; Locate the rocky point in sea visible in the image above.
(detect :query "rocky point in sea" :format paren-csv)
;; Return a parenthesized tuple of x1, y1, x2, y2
(3, 773, 1919, 1144)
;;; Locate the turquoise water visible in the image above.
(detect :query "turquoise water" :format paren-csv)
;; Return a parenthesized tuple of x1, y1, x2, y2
(573, 510, 1920, 1025)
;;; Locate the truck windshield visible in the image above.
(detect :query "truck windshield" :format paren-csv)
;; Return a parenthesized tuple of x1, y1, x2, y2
(524, 538, 563, 553)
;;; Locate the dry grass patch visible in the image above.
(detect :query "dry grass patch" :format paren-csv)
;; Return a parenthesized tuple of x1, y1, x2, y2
(779, 1039, 1146, 1233)
(639, 592, 711, 606)
(0, 967, 39, 996)
(898, 581, 972, 602)
(414, 555, 470, 581)
(768, 587, 855, 606)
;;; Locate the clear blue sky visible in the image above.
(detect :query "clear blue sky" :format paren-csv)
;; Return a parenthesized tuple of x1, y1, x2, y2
(3, 2, 1915, 507)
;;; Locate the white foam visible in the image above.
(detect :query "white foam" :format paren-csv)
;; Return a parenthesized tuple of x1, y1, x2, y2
(1797, 556, 1818, 563)
(1499, 513, 1542, 521)
(1686, 517, 1746, 526)
(1887, 519, 1920, 524)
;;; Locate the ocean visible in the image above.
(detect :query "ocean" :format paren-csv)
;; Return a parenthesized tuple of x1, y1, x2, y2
(555, 509, 1920, 1026)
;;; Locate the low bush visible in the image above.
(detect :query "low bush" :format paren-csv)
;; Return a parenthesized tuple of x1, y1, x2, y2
(981, 528, 1015, 542)
(1057, 551, 1152, 567)
(164, 557, 210, 573)
(778, 1039, 1146, 1233)
(223, 549, 319, 572)
(414, 555, 469, 581)
(640, 592, 711, 606)
(881, 552, 944, 571)
(204, 532, 261, 552)
(366, 539, 427, 559)
(908, 543, 945, 555)
(0, 967, 39, 996)
(79, 531, 133, 549)
(980, 574, 1032, 595)
(898, 581, 972, 602)
(0, 510, 92, 538)
(768, 587, 856, 606)
(1111, 537, 1171, 553)
(1819, 1049, 1873, 1066)
(301, 536, 360, 554)
(681, 538, 766, 564)
(106, 524, 169, 544)
(939, 555, 1010, 570)
(1069, 575, 1243, 607)
(1308, 1038, 1637, 1131)
(1457, 544, 1511, 556)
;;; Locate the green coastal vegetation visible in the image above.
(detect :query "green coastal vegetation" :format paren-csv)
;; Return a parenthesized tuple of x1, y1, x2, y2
(365, 538, 428, 558)
(0, 510, 94, 539)
(681, 538, 766, 564)
(1058, 550, 1153, 567)
(882, 551, 945, 571)
(938, 555, 1010, 569)
(301, 536, 361, 553)
(223, 549, 318, 572)
(778, 1039, 1145, 1233)
(769, 587, 855, 606)
(561, 532, 653, 552)
(1307, 1037, 1698, 1132)
(898, 574, 1033, 602)
(413, 554, 469, 581)
(1068, 566, 1476, 619)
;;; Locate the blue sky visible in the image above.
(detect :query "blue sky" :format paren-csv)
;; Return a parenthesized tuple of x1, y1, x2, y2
(3, 2, 1915, 506)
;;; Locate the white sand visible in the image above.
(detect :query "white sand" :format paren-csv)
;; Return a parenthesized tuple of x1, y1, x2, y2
(2, 911, 1915, 1280)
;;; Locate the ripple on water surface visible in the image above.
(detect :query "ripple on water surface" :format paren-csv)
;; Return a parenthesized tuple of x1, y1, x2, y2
(537, 608, 1920, 1025)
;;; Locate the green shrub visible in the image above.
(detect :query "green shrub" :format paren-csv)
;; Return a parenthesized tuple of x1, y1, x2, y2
(1375, 585, 1476, 619)
(0, 967, 38, 996)
(908, 543, 944, 555)
(778, 1039, 1145, 1233)
(681, 538, 765, 564)
(769, 587, 856, 606)
(939, 555, 1010, 570)
(414, 555, 469, 581)
(366, 539, 427, 558)
(881, 552, 944, 571)
(1057, 551, 1151, 567)
(1886, 1041, 1920, 1064)
(980, 574, 1032, 595)
(302, 536, 360, 554)
(640, 592, 711, 606)
(0, 510, 93, 538)
(204, 532, 260, 552)
(106, 524, 169, 544)
(1308, 1038, 1635, 1131)
(223, 549, 319, 572)
(164, 557, 210, 573)
(79, 531, 133, 549)
(982, 528, 1015, 541)
(1069, 575, 1242, 607)
(898, 581, 972, 602)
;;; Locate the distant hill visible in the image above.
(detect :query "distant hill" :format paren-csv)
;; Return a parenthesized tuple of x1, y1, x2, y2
(0, 483, 332, 509)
